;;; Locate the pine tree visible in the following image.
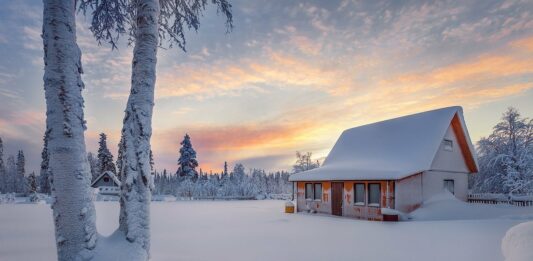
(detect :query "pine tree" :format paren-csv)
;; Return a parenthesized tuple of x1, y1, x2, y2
(0, 137, 5, 193)
(176, 134, 199, 181)
(97, 133, 117, 174)
(16, 150, 27, 194)
(39, 132, 52, 194)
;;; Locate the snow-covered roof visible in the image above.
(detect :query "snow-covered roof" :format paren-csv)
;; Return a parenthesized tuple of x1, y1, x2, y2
(289, 106, 478, 182)
(91, 171, 121, 187)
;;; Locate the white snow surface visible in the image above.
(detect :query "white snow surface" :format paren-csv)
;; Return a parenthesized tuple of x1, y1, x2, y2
(1, 198, 532, 261)
(290, 106, 477, 181)
(502, 221, 533, 261)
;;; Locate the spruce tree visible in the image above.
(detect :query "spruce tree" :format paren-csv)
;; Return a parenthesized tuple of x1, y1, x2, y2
(39, 132, 52, 194)
(87, 152, 99, 182)
(28, 172, 39, 202)
(0, 137, 5, 193)
(176, 134, 199, 181)
(6, 155, 16, 193)
(16, 150, 27, 193)
(97, 133, 117, 174)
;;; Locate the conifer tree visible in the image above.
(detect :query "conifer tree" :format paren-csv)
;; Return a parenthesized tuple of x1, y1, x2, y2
(0, 137, 5, 193)
(16, 150, 27, 193)
(39, 132, 52, 194)
(176, 134, 199, 181)
(6, 155, 16, 193)
(97, 133, 116, 174)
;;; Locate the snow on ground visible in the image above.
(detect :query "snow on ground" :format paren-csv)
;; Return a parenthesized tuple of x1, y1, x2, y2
(0, 199, 532, 261)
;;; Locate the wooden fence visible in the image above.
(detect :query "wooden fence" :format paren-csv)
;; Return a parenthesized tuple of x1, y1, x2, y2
(467, 193, 533, 207)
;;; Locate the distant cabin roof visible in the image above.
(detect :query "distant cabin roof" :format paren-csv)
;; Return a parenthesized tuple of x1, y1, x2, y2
(91, 171, 121, 187)
(289, 106, 478, 182)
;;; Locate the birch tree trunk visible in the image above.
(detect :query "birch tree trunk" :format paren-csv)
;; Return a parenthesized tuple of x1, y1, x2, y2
(118, 0, 160, 257)
(42, 0, 97, 260)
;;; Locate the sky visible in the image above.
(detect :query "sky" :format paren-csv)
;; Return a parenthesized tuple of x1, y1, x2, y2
(0, 0, 532, 175)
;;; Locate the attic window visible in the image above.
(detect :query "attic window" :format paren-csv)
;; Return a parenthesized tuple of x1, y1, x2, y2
(103, 177, 110, 183)
(443, 139, 453, 151)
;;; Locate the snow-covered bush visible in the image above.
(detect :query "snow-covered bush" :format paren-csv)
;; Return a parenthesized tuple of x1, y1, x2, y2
(471, 108, 533, 196)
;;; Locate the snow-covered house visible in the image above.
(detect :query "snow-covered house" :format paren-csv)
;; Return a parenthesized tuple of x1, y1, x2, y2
(91, 171, 121, 195)
(289, 106, 478, 221)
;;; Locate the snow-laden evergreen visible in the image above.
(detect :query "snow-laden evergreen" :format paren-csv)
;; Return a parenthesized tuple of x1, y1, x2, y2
(87, 152, 99, 182)
(16, 150, 27, 194)
(27, 172, 40, 202)
(471, 107, 533, 196)
(0, 137, 5, 193)
(39, 132, 51, 194)
(176, 134, 198, 181)
(42, 0, 97, 259)
(97, 133, 117, 175)
(5, 156, 16, 193)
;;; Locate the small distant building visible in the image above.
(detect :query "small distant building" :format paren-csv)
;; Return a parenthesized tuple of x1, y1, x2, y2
(91, 171, 121, 195)
(289, 106, 478, 221)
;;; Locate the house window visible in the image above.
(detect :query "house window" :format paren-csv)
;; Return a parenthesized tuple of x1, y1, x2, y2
(305, 183, 313, 200)
(444, 179, 454, 194)
(103, 177, 110, 183)
(354, 183, 365, 205)
(314, 183, 322, 200)
(368, 183, 381, 207)
(443, 139, 453, 151)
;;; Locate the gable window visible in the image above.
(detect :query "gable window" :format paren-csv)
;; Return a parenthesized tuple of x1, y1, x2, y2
(444, 179, 454, 195)
(314, 183, 322, 200)
(103, 177, 110, 183)
(305, 183, 313, 200)
(354, 183, 365, 206)
(368, 183, 381, 207)
(443, 139, 453, 151)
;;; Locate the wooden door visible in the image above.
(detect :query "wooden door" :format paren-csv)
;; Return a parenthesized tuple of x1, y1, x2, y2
(331, 182, 343, 216)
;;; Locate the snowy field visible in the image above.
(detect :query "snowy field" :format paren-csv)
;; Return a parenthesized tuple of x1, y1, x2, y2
(1, 199, 532, 261)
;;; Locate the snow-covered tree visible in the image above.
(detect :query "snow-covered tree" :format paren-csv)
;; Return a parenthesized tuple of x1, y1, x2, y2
(16, 150, 27, 194)
(87, 152, 99, 182)
(42, 0, 97, 259)
(97, 133, 116, 174)
(79, 0, 232, 256)
(0, 137, 5, 193)
(6, 155, 16, 193)
(39, 132, 52, 194)
(27, 172, 40, 202)
(177, 134, 199, 181)
(472, 107, 533, 196)
(292, 151, 320, 173)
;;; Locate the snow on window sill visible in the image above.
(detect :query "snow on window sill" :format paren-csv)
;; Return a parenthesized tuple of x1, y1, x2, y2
(354, 202, 365, 206)
(368, 203, 380, 207)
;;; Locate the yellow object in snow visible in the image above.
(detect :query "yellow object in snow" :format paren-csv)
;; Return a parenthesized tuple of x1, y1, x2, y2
(285, 201, 295, 213)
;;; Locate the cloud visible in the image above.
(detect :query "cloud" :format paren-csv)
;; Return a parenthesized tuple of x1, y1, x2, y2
(155, 50, 356, 99)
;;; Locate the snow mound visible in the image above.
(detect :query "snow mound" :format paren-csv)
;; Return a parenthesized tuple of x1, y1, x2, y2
(411, 190, 533, 221)
(91, 230, 147, 261)
(502, 221, 533, 261)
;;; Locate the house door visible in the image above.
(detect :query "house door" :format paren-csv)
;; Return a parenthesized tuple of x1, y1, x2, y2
(331, 182, 343, 216)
